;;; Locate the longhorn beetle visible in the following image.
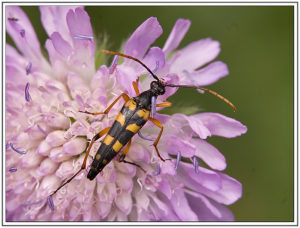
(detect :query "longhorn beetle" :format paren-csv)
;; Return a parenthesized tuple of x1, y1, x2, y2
(48, 50, 236, 208)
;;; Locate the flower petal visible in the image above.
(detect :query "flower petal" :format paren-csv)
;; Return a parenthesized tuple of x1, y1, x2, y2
(197, 173, 242, 205)
(62, 137, 86, 156)
(186, 192, 235, 221)
(186, 61, 229, 86)
(66, 7, 95, 80)
(194, 112, 248, 138)
(115, 192, 133, 215)
(192, 139, 227, 171)
(170, 189, 198, 221)
(178, 162, 222, 191)
(39, 6, 81, 43)
(124, 17, 162, 59)
(139, 46, 166, 76)
(163, 19, 191, 56)
(50, 32, 72, 57)
(6, 6, 41, 58)
(66, 7, 94, 50)
(162, 134, 196, 158)
(36, 158, 59, 176)
(115, 67, 139, 97)
(170, 38, 220, 73)
(172, 113, 211, 139)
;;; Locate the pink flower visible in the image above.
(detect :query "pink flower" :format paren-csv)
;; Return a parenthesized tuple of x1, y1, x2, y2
(6, 6, 247, 221)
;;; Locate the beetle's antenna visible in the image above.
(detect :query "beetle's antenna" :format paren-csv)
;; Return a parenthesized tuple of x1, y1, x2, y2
(166, 84, 237, 112)
(101, 50, 160, 81)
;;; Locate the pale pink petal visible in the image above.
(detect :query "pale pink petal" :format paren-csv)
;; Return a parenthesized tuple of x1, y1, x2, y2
(192, 139, 227, 171)
(186, 61, 229, 86)
(170, 189, 198, 221)
(186, 190, 222, 219)
(115, 66, 139, 97)
(96, 201, 112, 219)
(62, 137, 86, 156)
(162, 134, 196, 158)
(45, 130, 67, 147)
(55, 160, 77, 179)
(19, 150, 43, 169)
(66, 7, 95, 50)
(134, 190, 150, 210)
(36, 158, 59, 176)
(195, 112, 248, 138)
(158, 180, 172, 199)
(198, 173, 242, 205)
(115, 192, 132, 215)
(49, 147, 69, 163)
(39, 175, 60, 197)
(116, 172, 133, 192)
(42, 112, 70, 130)
(186, 192, 234, 221)
(36, 140, 52, 156)
(124, 17, 162, 60)
(6, 6, 41, 58)
(163, 19, 191, 56)
(172, 113, 211, 139)
(140, 46, 165, 75)
(50, 32, 72, 57)
(39, 6, 81, 43)
(6, 44, 27, 69)
(170, 38, 220, 73)
(178, 162, 222, 191)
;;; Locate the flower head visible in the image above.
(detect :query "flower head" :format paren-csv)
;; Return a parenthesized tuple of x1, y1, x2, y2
(6, 6, 247, 221)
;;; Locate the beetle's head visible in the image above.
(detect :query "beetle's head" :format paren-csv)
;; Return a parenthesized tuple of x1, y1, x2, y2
(150, 80, 165, 95)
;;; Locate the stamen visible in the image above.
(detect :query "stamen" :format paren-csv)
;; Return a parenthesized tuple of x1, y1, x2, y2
(192, 156, 199, 174)
(20, 29, 25, 38)
(9, 143, 26, 155)
(175, 151, 181, 171)
(109, 55, 119, 74)
(25, 82, 31, 102)
(22, 199, 43, 207)
(37, 125, 48, 136)
(152, 164, 161, 176)
(73, 34, 93, 41)
(151, 96, 156, 118)
(26, 62, 32, 75)
(9, 167, 17, 172)
(153, 61, 159, 73)
(138, 131, 155, 141)
(47, 195, 54, 211)
(6, 142, 10, 150)
(8, 17, 18, 21)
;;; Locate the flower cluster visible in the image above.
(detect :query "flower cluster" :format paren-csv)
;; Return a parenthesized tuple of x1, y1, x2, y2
(6, 6, 247, 221)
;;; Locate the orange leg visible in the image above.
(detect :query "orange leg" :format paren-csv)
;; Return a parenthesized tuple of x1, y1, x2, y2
(80, 93, 130, 115)
(132, 79, 140, 96)
(156, 101, 172, 107)
(50, 127, 110, 196)
(149, 117, 170, 162)
(119, 139, 146, 172)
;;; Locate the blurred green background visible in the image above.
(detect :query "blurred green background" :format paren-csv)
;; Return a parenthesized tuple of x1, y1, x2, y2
(10, 6, 293, 222)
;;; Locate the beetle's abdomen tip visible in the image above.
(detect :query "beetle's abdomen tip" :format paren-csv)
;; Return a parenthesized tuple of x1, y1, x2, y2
(87, 167, 101, 181)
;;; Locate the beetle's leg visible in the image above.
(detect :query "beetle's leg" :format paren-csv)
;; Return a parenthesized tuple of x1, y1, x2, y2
(149, 117, 170, 162)
(156, 101, 172, 107)
(82, 127, 110, 169)
(119, 139, 146, 173)
(50, 127, 110, 196)
(132, 79, 140, 96)
(80, 93, 130, 115)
